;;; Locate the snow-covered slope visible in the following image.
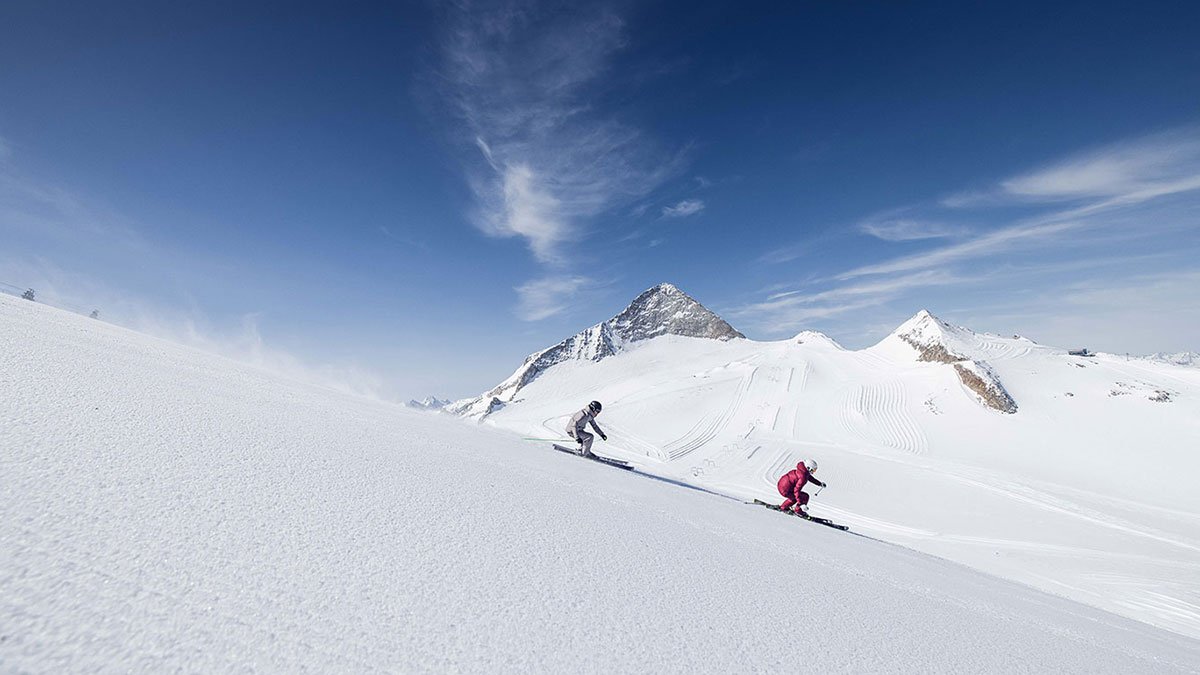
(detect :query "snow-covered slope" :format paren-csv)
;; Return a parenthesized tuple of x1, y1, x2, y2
(463, 293, 1200, 641)
(4, 296, 1200, 671)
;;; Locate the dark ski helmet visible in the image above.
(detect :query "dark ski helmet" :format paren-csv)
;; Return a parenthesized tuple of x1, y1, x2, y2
(588, 400, 603, 414)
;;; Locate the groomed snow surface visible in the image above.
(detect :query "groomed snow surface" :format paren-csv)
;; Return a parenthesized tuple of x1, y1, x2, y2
(2, 295, 1199, 673)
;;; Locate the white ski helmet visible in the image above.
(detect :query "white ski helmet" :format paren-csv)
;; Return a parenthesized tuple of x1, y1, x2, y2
(805, 458, 819, 472)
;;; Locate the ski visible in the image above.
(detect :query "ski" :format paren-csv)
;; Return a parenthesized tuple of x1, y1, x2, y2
(752, 499, 849, 531)
(552, 444, 634, 470)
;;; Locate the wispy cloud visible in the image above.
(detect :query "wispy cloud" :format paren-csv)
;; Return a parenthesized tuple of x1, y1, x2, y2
(662, 198, 704, 218)
(841, 128, 1200, 281)
(514, 275, 590, 321)
(938, 189, 996, 209)
(956, 269, 1200, 354)
(859, 218, 965, 242)
(765, 270, 962, 304)
(839, 219, 1081, 280)
(440, 1, 681, 265)
(758, 243, 807, 265)
(1002, 128, 1200, 202)
(732, 270, 967, 333)
(939, 128, 1200, 211)
(378, 226, 429, 250)
(757, 229, 843, 265)
(740, 125, 1200, 347)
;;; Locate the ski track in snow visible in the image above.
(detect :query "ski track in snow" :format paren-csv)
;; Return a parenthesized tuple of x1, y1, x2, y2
(974, 336, 1033, 361)
(838, 381, 928, 455)
(792, 360, 812, 393)
(663, 367, 754, 461)
(761, 447, 795, 496)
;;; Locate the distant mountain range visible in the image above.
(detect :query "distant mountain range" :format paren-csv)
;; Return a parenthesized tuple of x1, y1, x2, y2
(1142, 351, 1200, 368)
(450, 284, 1034, 418)
(406, 396, 450, 410)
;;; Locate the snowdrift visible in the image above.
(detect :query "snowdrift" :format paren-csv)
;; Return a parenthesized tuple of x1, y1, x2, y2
(3, 295, 1199, 671)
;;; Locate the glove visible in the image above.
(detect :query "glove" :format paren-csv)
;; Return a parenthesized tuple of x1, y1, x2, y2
(600, 433, 608, 441)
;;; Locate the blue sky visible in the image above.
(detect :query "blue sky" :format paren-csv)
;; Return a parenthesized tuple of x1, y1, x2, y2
(2, 1, 1198, 399)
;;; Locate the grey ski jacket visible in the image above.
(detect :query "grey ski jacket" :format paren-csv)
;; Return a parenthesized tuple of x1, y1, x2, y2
(567, 408, 604, 437)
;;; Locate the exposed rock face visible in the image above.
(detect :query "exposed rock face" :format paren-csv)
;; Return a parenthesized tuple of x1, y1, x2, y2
(447, 283, 743, 418)
(893, 310, 969, 363)
(610, 283, 744, 343)
(883, 310, 1018, 414)
(954, 362, 1019, 414)
(904, 339, 964, 364)
(1149, 390, 1173, 403)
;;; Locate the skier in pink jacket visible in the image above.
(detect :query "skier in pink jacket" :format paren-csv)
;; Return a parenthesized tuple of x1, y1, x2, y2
(777, 459, 825, 514)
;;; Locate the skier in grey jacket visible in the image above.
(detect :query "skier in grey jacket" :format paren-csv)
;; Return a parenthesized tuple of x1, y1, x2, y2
(566, 401, 607, 457)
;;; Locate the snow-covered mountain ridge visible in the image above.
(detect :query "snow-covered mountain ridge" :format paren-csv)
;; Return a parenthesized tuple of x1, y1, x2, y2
(406, 396, 450, 410)
(447, 283, 743, 416)
(1143, 351, 1200, 367)
(9, 293, 1200, 671)
(456, 285, 1200, 640)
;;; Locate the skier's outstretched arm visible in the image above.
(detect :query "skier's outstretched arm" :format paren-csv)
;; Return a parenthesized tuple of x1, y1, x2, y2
(812, 476, 827, 488)
(589, 419, 607, 440)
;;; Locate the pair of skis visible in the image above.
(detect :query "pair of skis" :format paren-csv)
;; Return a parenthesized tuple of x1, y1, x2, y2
(551, 443, 634, 470)
(752, 499, 849, 531)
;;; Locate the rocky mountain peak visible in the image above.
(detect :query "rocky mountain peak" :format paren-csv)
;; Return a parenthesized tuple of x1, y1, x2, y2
(873, 310, 1017, 414)
(610, 283, 745, 343)
(887, 309, 973, 363)
(447, 283, 743, 417)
